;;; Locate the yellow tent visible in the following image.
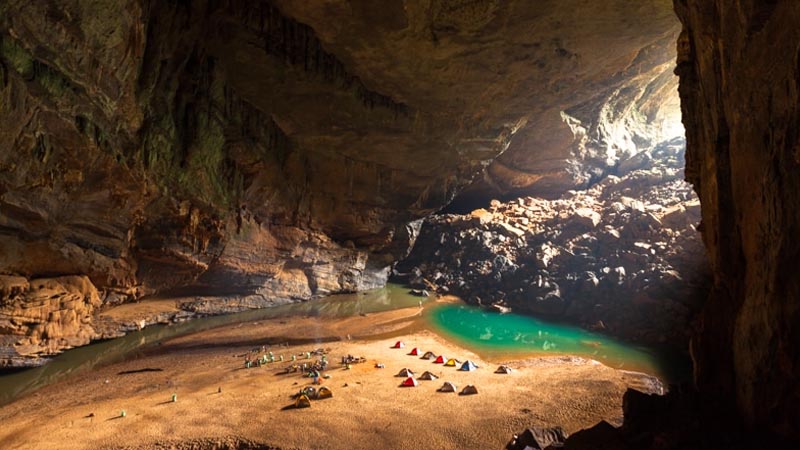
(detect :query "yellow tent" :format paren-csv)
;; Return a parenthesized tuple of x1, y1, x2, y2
(444, 358, 458, 367)
(295, 394, 312, 408)
(317, 386, 333, 399)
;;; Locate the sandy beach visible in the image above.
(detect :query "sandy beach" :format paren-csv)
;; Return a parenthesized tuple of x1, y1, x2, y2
(0, 304, 657, 450)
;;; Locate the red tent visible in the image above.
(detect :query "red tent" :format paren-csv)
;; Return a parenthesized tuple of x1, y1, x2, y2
(393, 341, 405, 349)
(400, 377, 418, 387)
(433, 355, 446, 364)
(408, 348, 419, 356)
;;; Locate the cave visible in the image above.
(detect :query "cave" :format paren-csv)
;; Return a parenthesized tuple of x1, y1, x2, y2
(0, 1, 798, 449)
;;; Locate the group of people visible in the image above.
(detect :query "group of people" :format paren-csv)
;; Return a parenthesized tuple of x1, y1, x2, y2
(242, 345, 322, 369)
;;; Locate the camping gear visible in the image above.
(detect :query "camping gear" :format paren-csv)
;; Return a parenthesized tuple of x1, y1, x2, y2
(459, 360, 478, 371)
(301, 386, 317, 398)
(317, 386, 333, 399)
(408, 348, 419, 356)
(400, 377, 418, 387)
(393, 341, 405, 349)
(419, 371, 438, 380)
(444, 358, 458, 367)
(438, 381, 457, 392)
(397, 368, 414, 377)
(434, 355, 446, 364)
(421, 351, 437, 360)
(460, 385, 479, 395)
(294, 394, 312, 408)
(495, 365, 512, 374)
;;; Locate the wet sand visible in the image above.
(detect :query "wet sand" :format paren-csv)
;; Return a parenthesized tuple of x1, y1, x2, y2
(0, 304, 656, 450)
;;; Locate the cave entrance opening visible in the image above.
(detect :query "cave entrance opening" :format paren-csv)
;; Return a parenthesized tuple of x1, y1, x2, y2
(399, 67, 709, 367)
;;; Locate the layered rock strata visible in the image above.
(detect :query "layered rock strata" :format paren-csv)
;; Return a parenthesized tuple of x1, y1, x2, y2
(399, 138, 708, 347)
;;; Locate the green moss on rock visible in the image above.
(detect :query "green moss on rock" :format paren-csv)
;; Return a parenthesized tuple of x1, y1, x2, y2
(0, 36, 34, 79)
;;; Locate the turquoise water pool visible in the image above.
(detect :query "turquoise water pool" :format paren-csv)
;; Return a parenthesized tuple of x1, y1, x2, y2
(428, 304, 683, 379)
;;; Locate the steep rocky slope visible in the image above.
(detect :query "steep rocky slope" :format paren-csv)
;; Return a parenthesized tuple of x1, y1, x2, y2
(674, 0, 800, 441)
(0, 0, 680, 365)
(399, 137, 708, 347)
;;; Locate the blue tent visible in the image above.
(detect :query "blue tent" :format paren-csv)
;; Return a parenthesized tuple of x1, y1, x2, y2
(459, 360, 478, 371)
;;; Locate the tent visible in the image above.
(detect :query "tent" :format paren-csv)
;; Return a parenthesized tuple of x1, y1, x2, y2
(421, 351, 437, 360)
(397, 368, 414, 377)
(433, 355, 446, 364)
(459, 360, 478, 371)
(400, 376, 418, 387)
(301, 386, 317, 398)
(444, 358, 459, 367)
(419, 371, 438, 381)
(460, 385, 479, 395)
(294, 394, 312, 408)
(408, 348, 419, 356)
(438, 381, 457, 392)
(393, 341, 405, 349)
(316, 386, 333, 399)
(495, 365, 513, 374)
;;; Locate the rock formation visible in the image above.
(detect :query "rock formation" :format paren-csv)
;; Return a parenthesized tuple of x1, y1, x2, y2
(0, 0, 681, 365)
(513, 1, 800, 447)
(0, 275, 101, 366)
(1, 0, 796, 446)
(674, 0, 800, 442)
(399, 137, 708, 347)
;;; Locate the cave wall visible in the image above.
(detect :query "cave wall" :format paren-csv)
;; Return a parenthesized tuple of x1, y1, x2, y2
(1, 0, 681, 362)
(674, 0, 800, 439)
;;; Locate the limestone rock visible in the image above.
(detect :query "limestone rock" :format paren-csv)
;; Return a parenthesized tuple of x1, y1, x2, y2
(572, 208, 602, 229)
(398, 139, 709, 347)
(675, 0, 800, 440)
(0, 275, 101, 366)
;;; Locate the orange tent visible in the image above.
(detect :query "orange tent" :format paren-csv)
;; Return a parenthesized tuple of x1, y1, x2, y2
(400, 377, 418, 387)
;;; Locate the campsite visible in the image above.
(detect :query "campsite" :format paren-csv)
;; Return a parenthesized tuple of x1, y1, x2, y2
(0, 303, 657, 450)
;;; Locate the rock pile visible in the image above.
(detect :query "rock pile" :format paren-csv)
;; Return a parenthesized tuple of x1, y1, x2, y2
(398, 139, 709, 347)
